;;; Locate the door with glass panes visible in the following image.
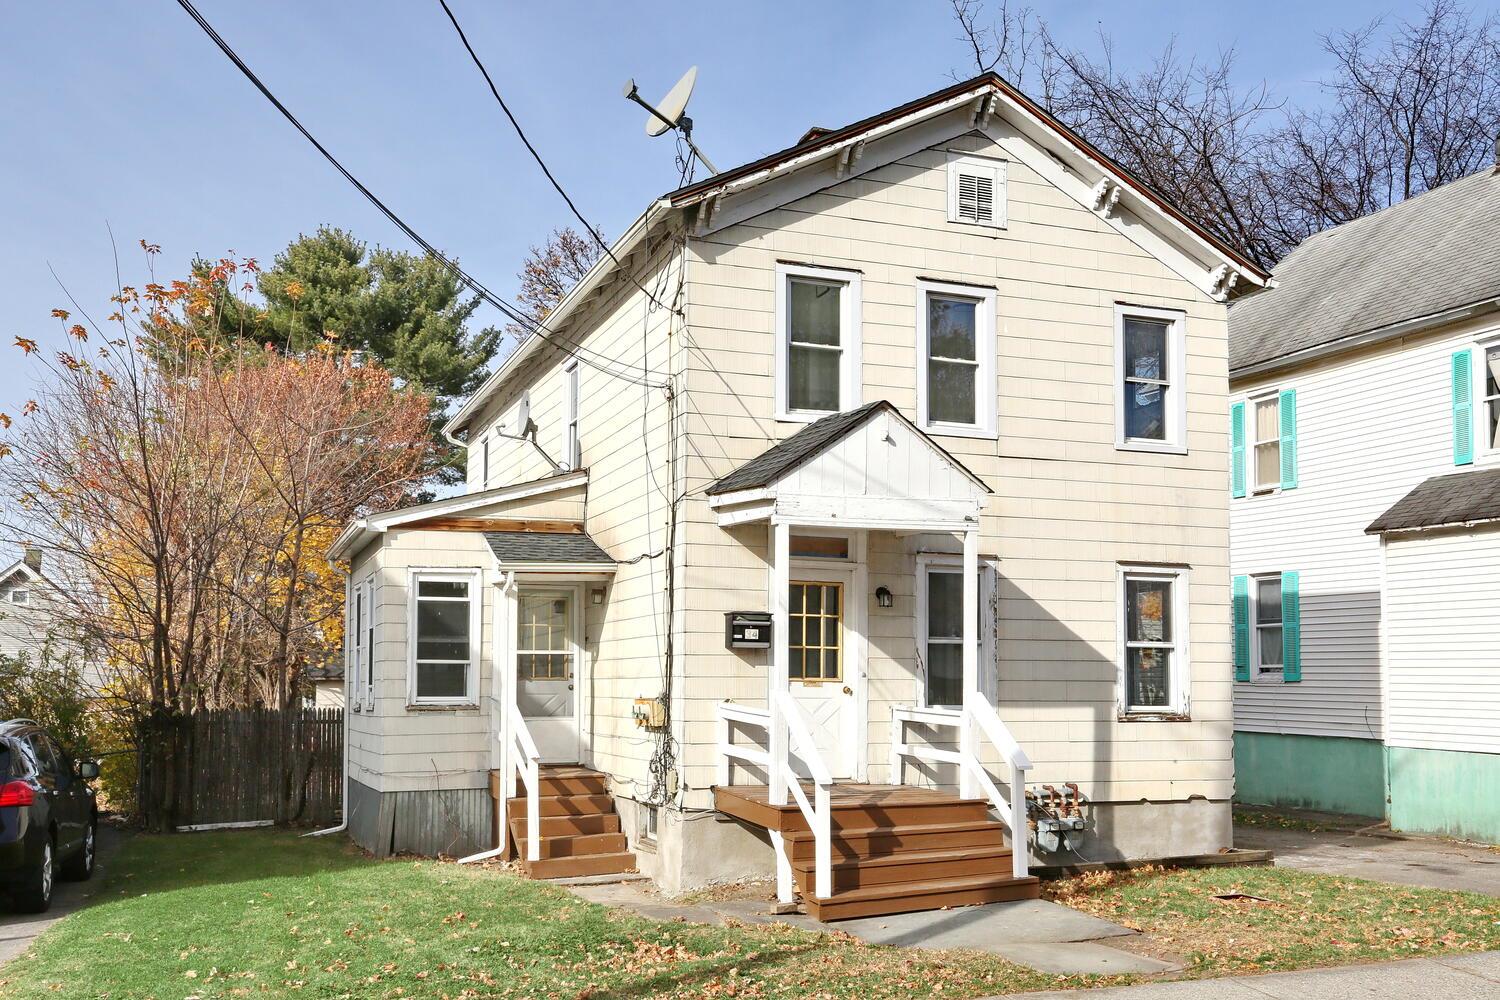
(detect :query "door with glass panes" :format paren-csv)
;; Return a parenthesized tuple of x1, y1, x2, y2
(515, 587, 580, 762)
(787, 569, 858, 779)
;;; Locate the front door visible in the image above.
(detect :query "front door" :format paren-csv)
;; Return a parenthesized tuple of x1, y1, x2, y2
(515, 587, 580, 763)
(788, 576, 858, 779)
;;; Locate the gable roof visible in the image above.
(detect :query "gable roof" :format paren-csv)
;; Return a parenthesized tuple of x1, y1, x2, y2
(484, 530, 613, 565)
(446, 73, 1269, 438)
(1231, 167, 1500, 377)
(0, 560, 40, 588)
(706, 400, 990, 497)
(1367, 466, 1500, 534)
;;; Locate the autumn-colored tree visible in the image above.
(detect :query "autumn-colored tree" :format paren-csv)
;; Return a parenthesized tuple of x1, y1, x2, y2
(505, 226, 605, 342)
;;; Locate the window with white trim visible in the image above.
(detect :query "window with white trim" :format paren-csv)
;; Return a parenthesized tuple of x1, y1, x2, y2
(348, 584, 363, 710)
(410, 573, 477, 705)
(917, 281, 997, 436)
(563, 361, 580, 471)
(1115, 305, 1187, 452)
(776, 264, 861, 420)
(1483, 345, 1500, 454)
(1251, 574, 1284, 677)
(1252, 396, 1280, 492)
(1118, 567, 1189, 715)
(947, 155, 1006, 228)
(481, 435, 490, 489)
(918, 558, 996, 708)
(9, 588, 28, 605)
(361, 577, 375, 710)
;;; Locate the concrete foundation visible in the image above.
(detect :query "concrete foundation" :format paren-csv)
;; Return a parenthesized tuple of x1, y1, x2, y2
(1075, 797, 1233, 863)
(618, 794, 776, 895)
(1233, 731, 1386, 819)
(1387, 745, 1500, 843)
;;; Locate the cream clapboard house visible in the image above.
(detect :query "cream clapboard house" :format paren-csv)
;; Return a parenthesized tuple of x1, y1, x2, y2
(330, 74, 1269, 918)
(1228, 158, 1500, 843)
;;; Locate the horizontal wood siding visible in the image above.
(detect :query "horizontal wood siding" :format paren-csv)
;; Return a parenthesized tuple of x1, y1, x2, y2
(1231, 312, 1500, 739)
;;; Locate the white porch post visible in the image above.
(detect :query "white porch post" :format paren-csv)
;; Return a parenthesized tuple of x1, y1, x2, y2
(959, 526, 980, 800)
(768, 519, 794, 903)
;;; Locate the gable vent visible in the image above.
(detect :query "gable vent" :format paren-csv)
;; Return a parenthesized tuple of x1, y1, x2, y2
(957, 172, 994, 224)
(948, 156, 1006, 228)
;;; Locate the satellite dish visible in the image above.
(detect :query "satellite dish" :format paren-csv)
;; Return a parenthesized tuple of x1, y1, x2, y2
(646, 66, 697, 136)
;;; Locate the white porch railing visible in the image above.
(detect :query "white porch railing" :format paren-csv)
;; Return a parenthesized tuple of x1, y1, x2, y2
(509, 702, 543, 862)
(714, 696, 834, 901)
(890, 692, 1032, 879)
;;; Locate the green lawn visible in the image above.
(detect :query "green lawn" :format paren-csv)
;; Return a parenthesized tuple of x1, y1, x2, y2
(1045, 863, 1500, 978)
(0, 830, 1081, 999)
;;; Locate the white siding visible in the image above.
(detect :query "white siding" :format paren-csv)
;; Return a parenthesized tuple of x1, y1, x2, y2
(1383, 526, 1500, 754)
(1231, 312, 1500, 738)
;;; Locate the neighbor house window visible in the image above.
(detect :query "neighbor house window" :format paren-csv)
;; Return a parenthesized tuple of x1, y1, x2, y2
(1252, 574, 1283, 676)
(947, 155, 1006, 228)
(788, 581, 842, 682)
(776, 263, 861, 420)
(1483, 345, 1500, 454)
(1253, 396, 1280, 492)
(9, 589, 28, 605)
(1115, 306, 1186, 452)
(563, 361, 580, 470)
(1119, 567, 1189, 715)
(917, 281, 997, 436)
(410, 572, 477, 705)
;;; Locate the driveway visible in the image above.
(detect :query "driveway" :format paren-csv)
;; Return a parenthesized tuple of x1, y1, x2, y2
(1236, 819, 1500, 896)
(0, 824, 122, 965)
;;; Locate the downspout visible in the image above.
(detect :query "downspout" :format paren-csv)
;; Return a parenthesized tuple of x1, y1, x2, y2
(305, 557, 352, 838)
(459, 568, 516, 864)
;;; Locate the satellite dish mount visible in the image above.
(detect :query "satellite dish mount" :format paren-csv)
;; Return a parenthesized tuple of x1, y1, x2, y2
(622, 66, 719, 175)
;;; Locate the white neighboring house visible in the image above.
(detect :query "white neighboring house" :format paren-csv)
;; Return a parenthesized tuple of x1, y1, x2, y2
(330, 73, 1269, 915)
(0, 547, 100, 693)
(304, 663, 346, 710)
(1228, 154, 1500, 842)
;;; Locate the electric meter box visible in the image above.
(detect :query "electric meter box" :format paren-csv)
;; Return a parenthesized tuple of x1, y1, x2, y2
(725, 611, 772, 649)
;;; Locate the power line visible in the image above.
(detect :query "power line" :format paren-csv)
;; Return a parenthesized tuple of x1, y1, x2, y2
(435, 0, 679, 316)
(171, 0, 665, 390)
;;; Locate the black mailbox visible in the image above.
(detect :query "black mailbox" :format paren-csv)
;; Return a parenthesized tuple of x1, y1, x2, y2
(725, 611, 772, 649)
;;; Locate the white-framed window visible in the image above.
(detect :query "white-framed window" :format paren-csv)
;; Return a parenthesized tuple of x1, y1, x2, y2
(1480, 343, 1500, 456)
(348, 576, 376, 711)
(1117, 565, 1190, 716)
(775, 262, 862, 421)
(481, 435, 490, 489)
(563, 361, 580, 471)
(947, 154, 1007, 228)
(789, 531, 851, 560)
(408, 569, 480, 706)
(1252, 394, 1281, 492)
(9, 588, 28, 605)
(1115, 305, 1186, 453)
(916, 554, 997, 708)
(916, 280, 997, 437)
(1251, 573, 1284, 679)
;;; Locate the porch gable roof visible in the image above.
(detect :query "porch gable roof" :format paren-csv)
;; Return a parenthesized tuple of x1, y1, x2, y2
(484, 530, 614, 566)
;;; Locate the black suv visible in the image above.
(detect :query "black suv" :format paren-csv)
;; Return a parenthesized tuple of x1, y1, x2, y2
(0, 720, 98, 912)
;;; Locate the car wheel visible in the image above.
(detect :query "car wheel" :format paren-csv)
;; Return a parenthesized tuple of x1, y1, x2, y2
(13, 837, 54, 913)
(60, 818, 96, 881)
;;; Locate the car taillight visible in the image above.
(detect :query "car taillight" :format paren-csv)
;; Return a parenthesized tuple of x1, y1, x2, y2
(0, 780, 35, 807)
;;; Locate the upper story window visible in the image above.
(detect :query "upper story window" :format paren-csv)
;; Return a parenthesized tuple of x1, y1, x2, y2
(1118, 566, 1189, 717)
(1252, 396, 1281, 492)
(947, 155, 1006, 228)
(409, 571, 478, 706)
(1231, 389, 1297, 497)
(776, 263, 861, 421)
(916, 280, 997, 437)
(563, 361, 580, 471)
(481, 435, 491, 489)
(9, 589, 28, 605)
(1483, 345, 1500, 454)
(1115, 305, 1186, 453)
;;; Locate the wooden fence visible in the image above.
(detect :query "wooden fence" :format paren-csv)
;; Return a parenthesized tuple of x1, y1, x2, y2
(139, 708, 343, 829)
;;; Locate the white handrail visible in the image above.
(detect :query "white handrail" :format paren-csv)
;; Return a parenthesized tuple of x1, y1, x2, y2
(772, 690, 833, 899)
(715, 702, 771, 787)
(890, 696, 1031, 879)
(510, 702, 542, 862)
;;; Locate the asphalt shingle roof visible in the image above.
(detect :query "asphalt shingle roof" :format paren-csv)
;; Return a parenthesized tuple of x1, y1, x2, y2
(1230, 167, 1500, 374)
(705, 402, 901, 496)
(1366, 466, 1500, 533)
(484, 531, 614, 564)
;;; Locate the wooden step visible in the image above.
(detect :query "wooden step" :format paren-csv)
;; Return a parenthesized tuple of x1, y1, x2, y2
(523, 832, 628, 859)
(792, 845, 1014, 893)
(803, 872, 1041, 922)
(510, 813, 621, 838)
(782, 820, 1007, 862)
(714, 785, 992, 833)
(490, 767, 609, 799)
(507, 793, 615, 817)
(520, 851, 637, 880)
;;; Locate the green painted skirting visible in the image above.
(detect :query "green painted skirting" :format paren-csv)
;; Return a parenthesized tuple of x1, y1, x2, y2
(1233, 731, 1386, 819)
(1387, 745, 1500, 843)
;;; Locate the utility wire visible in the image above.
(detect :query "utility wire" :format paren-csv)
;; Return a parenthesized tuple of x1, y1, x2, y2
(435, 0, 679, 316)
(172, 0, 665, 390)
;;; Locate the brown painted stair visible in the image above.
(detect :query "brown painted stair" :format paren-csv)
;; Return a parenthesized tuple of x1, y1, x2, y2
(494, 765, 637, 880)
(715, 783, 1039, 921)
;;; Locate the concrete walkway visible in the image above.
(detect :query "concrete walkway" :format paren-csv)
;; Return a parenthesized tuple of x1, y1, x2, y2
(1235, 818, 1500, 896)
(0, 825, 121, 966)
(997, 951, 1500, 998)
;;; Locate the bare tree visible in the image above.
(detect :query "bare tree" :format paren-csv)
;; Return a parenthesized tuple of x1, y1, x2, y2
(949, 0, 1049, 96)
(505, 226, 604, 343)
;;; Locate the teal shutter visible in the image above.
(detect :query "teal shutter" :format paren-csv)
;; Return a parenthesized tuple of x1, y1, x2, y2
(1282, 571, 1301, 682)
(1279, 389, 1298, 489)
(1453, 350, 1474, 466)
(1232, 575, 1250, 681)
(1230, 402, 1247, 499)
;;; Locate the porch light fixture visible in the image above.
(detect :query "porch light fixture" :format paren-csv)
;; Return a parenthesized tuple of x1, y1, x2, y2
(590, 588, 605, 605)
(875, 586, 894, 608)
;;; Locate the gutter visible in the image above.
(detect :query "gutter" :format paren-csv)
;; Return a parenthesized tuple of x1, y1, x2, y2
(442, 200, 674, 439)
(1233, 295, 1500, 382)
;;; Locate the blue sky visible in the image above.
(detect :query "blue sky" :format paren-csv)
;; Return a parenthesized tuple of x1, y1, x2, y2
(0, 1, 1423, 413)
